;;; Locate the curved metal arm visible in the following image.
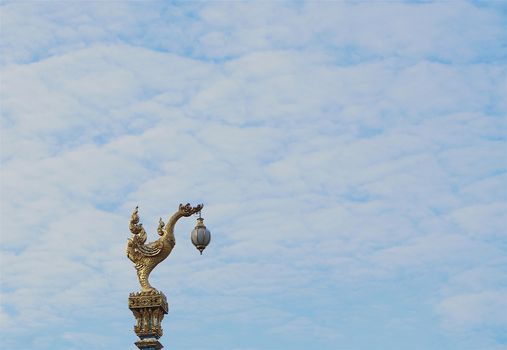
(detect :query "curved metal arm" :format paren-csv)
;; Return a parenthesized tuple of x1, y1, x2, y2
(162, 203, 203, 247)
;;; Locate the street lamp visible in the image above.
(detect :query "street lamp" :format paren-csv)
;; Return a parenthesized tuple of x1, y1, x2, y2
(126, 203, 210, 350)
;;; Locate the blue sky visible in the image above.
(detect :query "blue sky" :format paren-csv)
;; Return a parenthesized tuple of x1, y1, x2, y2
(0, 1, 506, 350)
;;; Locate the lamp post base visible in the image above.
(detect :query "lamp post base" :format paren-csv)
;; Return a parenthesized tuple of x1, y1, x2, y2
(129, 291, 168, 350)
(135, 338, 163, 350)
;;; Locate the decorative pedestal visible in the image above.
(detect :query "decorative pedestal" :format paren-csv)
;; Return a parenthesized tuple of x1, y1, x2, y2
(129, 291, 169, 350)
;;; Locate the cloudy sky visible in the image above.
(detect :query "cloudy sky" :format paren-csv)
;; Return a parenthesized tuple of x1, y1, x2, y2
(1, 1, 506, 349)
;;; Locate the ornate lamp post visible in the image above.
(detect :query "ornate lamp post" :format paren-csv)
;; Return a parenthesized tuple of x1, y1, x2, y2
(126, 203, 210, 350)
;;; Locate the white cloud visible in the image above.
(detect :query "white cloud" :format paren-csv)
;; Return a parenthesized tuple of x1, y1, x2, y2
(438, 290, 507, 329)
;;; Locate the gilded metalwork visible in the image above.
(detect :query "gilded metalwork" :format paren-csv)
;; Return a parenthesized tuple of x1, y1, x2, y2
(126, 203, 203, 293)
(129, 290, 168, 348)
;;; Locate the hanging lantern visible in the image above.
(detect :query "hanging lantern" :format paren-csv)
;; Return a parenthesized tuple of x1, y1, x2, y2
(191, 213, 211, 255)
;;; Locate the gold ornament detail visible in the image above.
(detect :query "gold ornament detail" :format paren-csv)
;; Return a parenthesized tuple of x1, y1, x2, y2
(129, 291, 168, 338)
(129, 290, 168, 350)
(126, 203, 203, 293)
